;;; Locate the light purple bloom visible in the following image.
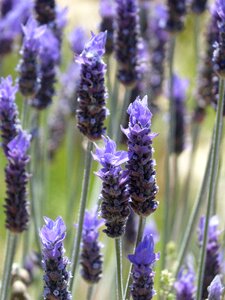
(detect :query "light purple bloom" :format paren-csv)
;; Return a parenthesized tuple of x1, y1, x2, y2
(172, 75, 189, 103)
(208, 275, 224, 300)
(216, 0, 225, 20)
(100, 0, 115, 17)
(55, 5, 68, 31)
(144, 218, 159, 243)
(174, 266, 195, 300)
(92, 136, 128, 169)
(69, 27, 87, 55)
(7, 130, 31, 160)
(39, 28, 60, 65)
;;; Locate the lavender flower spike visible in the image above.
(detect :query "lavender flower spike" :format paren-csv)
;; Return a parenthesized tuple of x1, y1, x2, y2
(40, 216, 71, 300)
(213, 0, 225, 78)
(93, 136, 130, 238)
(191, 0, 208, 14)
(0, 76, 19, 155)
(115, 0, 141, 87)
(208, 275, 224, 300)
(174, 266, 196, 300)
(80, 211, 103, 284)
(122, 96, 159, 217)
(18, 17, 46, 97)
(76, 32, 108, 140)
(198, 215, 221, 299)
(166, 0, 187, 32)
(4, 130, 31, 233)
(35, 0, 56, 25)
(128, 235, 160, 300)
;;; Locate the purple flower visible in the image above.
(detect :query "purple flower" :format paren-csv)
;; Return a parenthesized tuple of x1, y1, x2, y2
(122, 96, 159, 217)
(4, 130, 31, 233)
(198, 216, 221, 299)
(166, 0, 187, 32)
(69, 27, 87, 55)
(1, 0, 15, 17)
(128, 235, 159, 300)
(35, 0, 56, 25)
(40, 216, 71, 299)
(99, 0, 115, 55)
(93, 136, 130, 238)
(80, 211, 103, 284)
(174, 266, 195, 300)
(76, 32, 108, 140)
(208, 275, 224, 300)
(115, 0, 141, 87)
(53, 5, 68, 53)
(171, 74, 188, 154)
(144, 218, 159, 244)
(0, 76, 20, 155)
(18, 17, 46, 97)
(31, 29, 59, 109)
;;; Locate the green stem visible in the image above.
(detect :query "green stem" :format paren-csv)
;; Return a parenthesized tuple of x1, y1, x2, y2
(87, 285, 94, 300)
(115, 238, 123, 300)
(170, 155, 179, 236)
(0, 232, 18, 300)
(70, 141, 93, 292)
(115, 88, 131, 144)
(161, 35, 176, 270)
(175, 142, 212, 277)
(196, 78, 225, 300)
(124, 217, 146, 300)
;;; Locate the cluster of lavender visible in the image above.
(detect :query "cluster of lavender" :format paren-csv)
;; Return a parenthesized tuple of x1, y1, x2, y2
(76, 32, 108, 140)
(166, 0, 187, 32)
(174, 266, 196, 299)
(39, 216, 71, 299)
(128, 235, 159, 300)
(115, 0, 141, 87)
(80, 211, 103, 283)
(93, 137, 130, 238)
(122, 96, 159, 216)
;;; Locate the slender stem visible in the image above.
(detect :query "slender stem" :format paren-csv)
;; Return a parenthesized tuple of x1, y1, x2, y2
(196, 79, 225, 300)
(175, 142, 212, 277)
(0, 232, 18, 300)
(115, 238, 123, 300)
(115, 88, 131, 144)
(70, 141, 93, 292)
(124, 217, 146, 300)
(87, 285, 94, 300)
(161, 35, 176, 270)
(170, 155, 179, 236)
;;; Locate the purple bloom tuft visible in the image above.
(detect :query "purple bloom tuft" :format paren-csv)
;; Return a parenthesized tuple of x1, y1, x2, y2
(0, 76, 20, 155)
(115, 0, 141, 87)
(35, 0, 56, 25)
(122, 96, 159, 217)
(208, 275, 224, 300)
(18, 17, 46, 97)
(4, 130, 31, 233)
(166, 0, 187, 32)
(198, 215, 221, 299)
(69, 27, 87, 55)
(40, 216, 71, 299)
(80, 211, 103, 284)
(128, 235, 159, 300)
(76, 32, 108, 140)
(174, 266, 195, 300)
(93, 136, 130, 238)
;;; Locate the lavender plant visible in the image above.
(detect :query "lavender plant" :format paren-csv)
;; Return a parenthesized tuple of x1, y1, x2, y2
(174, 266, 196, 300)
(207, 275, 224, 300)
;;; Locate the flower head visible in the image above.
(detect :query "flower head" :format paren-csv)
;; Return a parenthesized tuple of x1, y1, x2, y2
(174, 266, 195, 300)
(0, 76, 18, 102)
(172, 75, 189, 103)
(128, 235, 159, 265)
(208, 275, 224, 300)
(8, 130, 31, 160)
(100, 0, 115, 18)
(69, 27, 87, 55)
(83, 210, 104, 243)
(39, 28, 60, 65)
(92, 136, 128, 168)
(216, 0, 225, 20)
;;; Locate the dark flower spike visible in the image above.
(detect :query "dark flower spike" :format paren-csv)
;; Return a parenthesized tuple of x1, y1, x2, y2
(174, 266, 196, 300)
(115, 0, 141, 87)
(18, 17, 46, 97)
(191, 0, 208, 14)
(198, 215, 221, 299)
(172, 74, 189, 154)
(0, 76, 20, 155)
(40, 216, 71, 300)
(76, 31, 108, 140)
(122, 96, 159, 217)
(4, 130, 31, 233)
(213, 0, 225, 78)
(128, 235, 159, 300)
(35, 0, 56, 25)
(93, 136, 130, 238)
(80, 210, 103, 284)
(99, 0, 115, 55)
(208, 275, 224, 300)
(31, 29, 59, 110)
(166, 0, 187, 32)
